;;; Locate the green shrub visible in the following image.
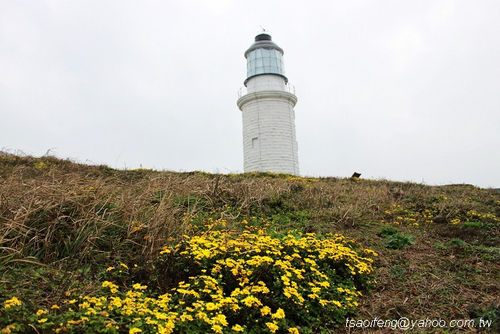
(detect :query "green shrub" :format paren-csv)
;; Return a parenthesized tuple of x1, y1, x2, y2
(469, 303, 500, 332)
(460, 221, 483, 229)
(448, 238, 469, 248)
(378, 227, 414, 250)
(384, 233, 414, 250)
(377, 226, 399, 238)
(433, 242, 448, 250)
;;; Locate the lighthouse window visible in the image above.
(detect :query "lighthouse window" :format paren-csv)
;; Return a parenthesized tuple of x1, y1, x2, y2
(252, 137, 258, 148)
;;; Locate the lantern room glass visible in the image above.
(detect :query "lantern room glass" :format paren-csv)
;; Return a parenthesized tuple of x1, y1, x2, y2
(246, 48, 285, 79)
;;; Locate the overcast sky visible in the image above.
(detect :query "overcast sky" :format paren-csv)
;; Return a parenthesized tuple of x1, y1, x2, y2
(1, 0, 499, 187)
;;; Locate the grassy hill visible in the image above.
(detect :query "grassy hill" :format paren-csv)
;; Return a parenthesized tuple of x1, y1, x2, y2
(1, 153, 499, 332)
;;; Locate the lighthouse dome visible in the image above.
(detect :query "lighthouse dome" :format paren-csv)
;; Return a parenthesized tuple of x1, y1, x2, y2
(244, 33, 287, 85)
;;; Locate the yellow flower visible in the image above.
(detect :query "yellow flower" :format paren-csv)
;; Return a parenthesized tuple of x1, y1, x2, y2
(272, 308, 285, 319)
(106, 266, 115, 271)
(332, 300, 342, 307)
(132, 283, 147, 290)
(79, 301, 90, 309)
(160, 247, 171, 254)
(36, 309, 46, 316)
(102, 281, 119, 293)
(232, 324, 244, 332)
(51, 304, 59, 309)
(38, 318, 48, 323)
(318, 281, 330, 288)
(129, 328, 142, 334)
(242, 295, 261, 307)
(266, 322, 279, 333)
(1, 325, 15, 334)
(35, 161, 47, 169)
(4, 297, 22, 309)
(205, 302, 217, 311)
(260, 306, 271, 316)
(212, 314, 228, 326)
(196, 311, 209, 322)
(288, 328, 299, 334)
(211, 324, 223, 333)
(110, 297, 122, 308)
(120, 263, 129, 270)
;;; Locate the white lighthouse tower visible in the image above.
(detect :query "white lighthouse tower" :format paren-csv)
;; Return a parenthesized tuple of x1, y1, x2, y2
(237, 33, 299, 175)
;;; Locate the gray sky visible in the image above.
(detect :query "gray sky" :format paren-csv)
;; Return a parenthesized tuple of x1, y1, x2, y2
(1, 0, 499, 188)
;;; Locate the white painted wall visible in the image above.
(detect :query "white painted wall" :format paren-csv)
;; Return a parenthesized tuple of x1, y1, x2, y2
(246, 74, 286, 93)
(237, 74, 299, 175)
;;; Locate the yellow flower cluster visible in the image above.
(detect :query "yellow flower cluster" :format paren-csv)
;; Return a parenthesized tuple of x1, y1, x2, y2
(22, 225, 376, 333)
(4, 297, 22, 309)
(383, 200, 500, 227)
(34, 161, 48, 169)
(467, 210, 500, 222)
(102, 281, 119, 294)
(383, 204, 429, 225)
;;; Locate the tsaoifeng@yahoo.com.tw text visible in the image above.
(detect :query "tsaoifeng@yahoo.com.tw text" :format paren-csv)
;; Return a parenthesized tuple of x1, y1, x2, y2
(345, 317, 493, 330)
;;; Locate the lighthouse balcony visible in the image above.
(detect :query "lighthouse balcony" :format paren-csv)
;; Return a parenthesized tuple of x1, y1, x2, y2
(238, 81, 295, 99)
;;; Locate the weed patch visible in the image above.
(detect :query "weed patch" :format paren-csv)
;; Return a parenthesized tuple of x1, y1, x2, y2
(377, 227, 414, 249)
(384, 233, 414, 250)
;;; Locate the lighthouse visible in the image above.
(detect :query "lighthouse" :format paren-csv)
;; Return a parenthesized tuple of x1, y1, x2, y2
(237, 33, 299, 175)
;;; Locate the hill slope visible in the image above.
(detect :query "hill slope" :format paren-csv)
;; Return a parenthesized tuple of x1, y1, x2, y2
(1, 154, 499, 332)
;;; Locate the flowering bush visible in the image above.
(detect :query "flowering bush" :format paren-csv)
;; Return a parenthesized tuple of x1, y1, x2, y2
(2, 223, 376, 333)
